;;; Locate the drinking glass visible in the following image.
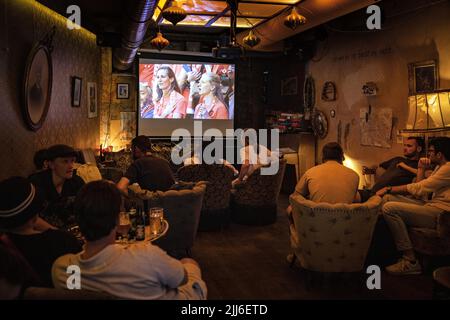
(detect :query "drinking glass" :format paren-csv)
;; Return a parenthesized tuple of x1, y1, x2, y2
(149, 207, 164, 235)
(118, 212, 131, 243)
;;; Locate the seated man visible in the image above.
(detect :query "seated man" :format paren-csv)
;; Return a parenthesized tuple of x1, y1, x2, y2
(52, 180, 207, 300)
(294, 142, 359, 204)
(377, 137, 450, 275)
(117, 136, 175, 195)
(359, 136, 424, 202)
(287, 142, 359, 266)
(0, 177, 82, 288)
(28, 144, 85, 228)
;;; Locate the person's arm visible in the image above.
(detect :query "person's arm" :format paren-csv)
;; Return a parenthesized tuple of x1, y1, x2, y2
(376, 184, 409, 197)
(407, 164, 448, 197)
(116, 177, 130, 196)
(396, 162, 418, 175)
(415, 157, 431, 183)
(294, 171, 309, 197)
(34, 216, 57, 231)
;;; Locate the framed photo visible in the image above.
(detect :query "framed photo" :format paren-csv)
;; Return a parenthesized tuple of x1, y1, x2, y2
(87, 82, 97, 118)
(71, 76, 82, 107)
(281, 76, 298, 96)
(117, 83, 129, 99)
(408, 60, 439, 94)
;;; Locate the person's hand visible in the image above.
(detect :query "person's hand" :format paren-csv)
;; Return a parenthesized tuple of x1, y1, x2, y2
(396, 162, 406, 170)
(362, 165, 377, 175)
(418, 157, 431, 168)
(187, 70, 202, 83)
(376, 187, 388, 197)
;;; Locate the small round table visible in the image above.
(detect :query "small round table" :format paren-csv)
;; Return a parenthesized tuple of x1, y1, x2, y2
(433, 266, 450, 300)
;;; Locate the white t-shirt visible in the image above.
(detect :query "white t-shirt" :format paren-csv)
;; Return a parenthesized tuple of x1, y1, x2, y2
(183, 156, 239, 176)
(239, 145, 279, 177)
(52, 243, 187, 300)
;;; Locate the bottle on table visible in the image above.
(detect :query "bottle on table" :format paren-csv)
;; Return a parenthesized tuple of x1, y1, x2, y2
(135, 206, 145, 241)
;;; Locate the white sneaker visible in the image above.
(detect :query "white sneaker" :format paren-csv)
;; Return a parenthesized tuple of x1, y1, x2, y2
(386, 258, 422, 275)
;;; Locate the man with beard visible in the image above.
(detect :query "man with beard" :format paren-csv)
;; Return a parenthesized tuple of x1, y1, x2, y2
(117, 136, 175, 195)
(359, 136, 424, 202)
(377, 137, 450, 275)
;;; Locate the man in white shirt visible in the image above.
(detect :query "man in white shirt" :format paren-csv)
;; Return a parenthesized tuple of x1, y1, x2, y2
(52, 180, 207, 300)
(377, 137, 450, 275)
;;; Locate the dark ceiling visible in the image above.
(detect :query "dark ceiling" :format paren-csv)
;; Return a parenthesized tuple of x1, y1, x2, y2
(36, 0, 301, 51)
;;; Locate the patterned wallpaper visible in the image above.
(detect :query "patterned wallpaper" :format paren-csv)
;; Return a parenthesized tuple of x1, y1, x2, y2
(100, 48, 137, 152)
(0, 0, 101, 180)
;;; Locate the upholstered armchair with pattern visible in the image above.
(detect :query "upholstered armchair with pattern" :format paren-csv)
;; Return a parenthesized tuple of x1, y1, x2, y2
(129, 182, 206, 258)
(177, 164, 235, 231)
(231, 159, 286, 226)
(289, 193, 382, 272)
(409, 211, 450, 256)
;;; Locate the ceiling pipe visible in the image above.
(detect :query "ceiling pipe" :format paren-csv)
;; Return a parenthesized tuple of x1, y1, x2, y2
(236, 0, 380, 52)
(113, 0, 157, 71)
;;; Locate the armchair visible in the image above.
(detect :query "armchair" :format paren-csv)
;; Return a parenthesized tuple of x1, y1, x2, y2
(129, 182, 206, 258)
(231, 160, 286, 226)
(177, 164, 235, 231)
(409, 211, 450, 256)
(289, 193, 381, 272)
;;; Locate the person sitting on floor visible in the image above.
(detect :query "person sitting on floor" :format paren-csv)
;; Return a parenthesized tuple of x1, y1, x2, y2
(28, 144, 85, 228)
(52, 180, 207, 300)
(117, 135, 175, 195)
(286, 142, 360, 266)
(0, 177, 82, 288)
(359, 136, 424, 202)
(376, 137, 450, 275)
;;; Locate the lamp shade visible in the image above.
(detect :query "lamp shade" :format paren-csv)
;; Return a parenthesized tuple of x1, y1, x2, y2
(404, 90, 450, 133)
(243, 30, 260, 48)
(150, 32, 170, 51)
(162, 1, 187, 26)
(284, 7, 307, 30)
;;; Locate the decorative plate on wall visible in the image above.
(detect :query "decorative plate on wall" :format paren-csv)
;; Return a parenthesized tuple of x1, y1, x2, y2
(321, 81, 336, 101)
(22, 27, 55, 131)
(22, 44, 53, 131)
(312, 109, 328, 139)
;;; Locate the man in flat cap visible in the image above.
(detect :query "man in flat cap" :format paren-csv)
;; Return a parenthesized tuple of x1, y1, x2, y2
(29, 144, 85, 228)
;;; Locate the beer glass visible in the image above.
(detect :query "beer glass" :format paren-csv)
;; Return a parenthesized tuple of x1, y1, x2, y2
(118, 212, 131, 243)
(149, 207, 164, 235)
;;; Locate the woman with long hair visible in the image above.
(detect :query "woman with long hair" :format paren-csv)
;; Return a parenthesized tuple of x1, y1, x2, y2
(153, 66, 187, 119)
(194, 72, 228, 120)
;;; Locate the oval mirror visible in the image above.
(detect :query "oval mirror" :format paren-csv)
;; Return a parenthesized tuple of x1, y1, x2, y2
(22, 44, 53, 131)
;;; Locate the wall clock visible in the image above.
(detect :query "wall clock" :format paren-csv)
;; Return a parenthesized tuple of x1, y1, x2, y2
(22, 27, 55, 131)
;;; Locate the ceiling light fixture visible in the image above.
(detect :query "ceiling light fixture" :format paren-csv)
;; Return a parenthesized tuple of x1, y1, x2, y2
(162, 0, 187, 26)
(243, 29, 260, 48)
(150, 32, 170, 51)
(284, 6, 307, 30)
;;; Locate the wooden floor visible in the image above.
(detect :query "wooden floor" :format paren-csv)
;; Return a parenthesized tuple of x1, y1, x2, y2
(192, 194, 436, 300)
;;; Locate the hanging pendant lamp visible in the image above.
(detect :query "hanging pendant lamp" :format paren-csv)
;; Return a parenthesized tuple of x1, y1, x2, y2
(162, 1, 187, 26)
(150, 32, 170, 51)
(243, 30, 261, 48)
(284, 7, 307, 30)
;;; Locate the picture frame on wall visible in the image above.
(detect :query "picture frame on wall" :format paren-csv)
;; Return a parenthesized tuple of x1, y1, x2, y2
(281, 76, 298, 96)
(87, 82, 97, 118)
(408, 60, 439, 94)
(71, 76, 82, 107)
(117, 83, 129, 99)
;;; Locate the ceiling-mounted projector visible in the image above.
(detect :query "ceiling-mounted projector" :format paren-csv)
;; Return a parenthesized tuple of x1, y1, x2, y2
(212, 45, 242, 59)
